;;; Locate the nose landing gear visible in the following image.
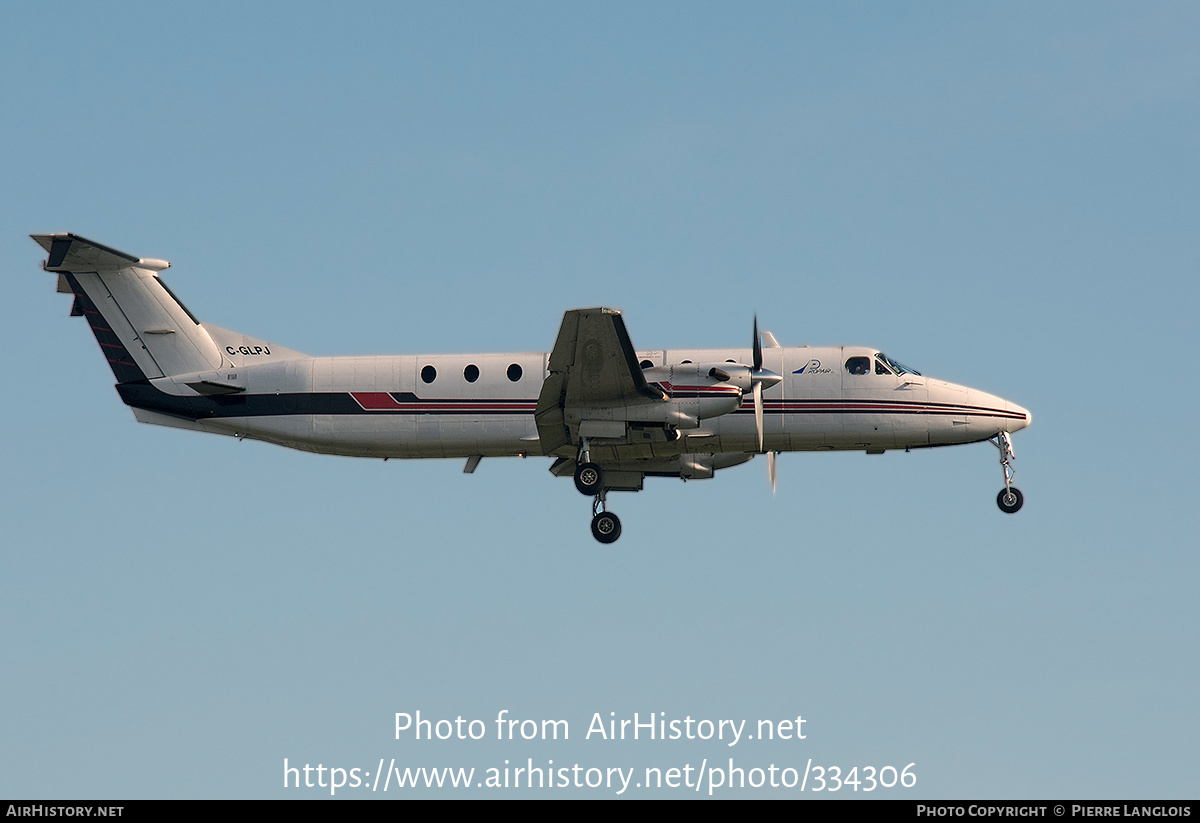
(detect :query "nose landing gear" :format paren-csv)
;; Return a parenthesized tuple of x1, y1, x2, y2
(991, 431, 1023, 514)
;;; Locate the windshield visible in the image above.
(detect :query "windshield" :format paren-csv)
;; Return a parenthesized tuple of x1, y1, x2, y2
(876, 352, 921, 376)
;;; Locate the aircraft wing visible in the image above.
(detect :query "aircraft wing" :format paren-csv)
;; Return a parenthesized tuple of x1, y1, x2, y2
(535, 308, 664, 456)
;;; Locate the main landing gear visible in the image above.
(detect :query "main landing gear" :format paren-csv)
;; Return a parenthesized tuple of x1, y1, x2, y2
(575, 439, 621, 543)
(991, 431, 1023, 514)
(574, 461, 603, 495)
(591, 495, 621, 544)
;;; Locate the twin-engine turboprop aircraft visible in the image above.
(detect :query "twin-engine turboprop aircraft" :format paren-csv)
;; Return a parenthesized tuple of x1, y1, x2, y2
(33, 233, 1031, 543)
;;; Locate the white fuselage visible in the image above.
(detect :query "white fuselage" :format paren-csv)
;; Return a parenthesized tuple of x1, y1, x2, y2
(152, 344, 1030, 461)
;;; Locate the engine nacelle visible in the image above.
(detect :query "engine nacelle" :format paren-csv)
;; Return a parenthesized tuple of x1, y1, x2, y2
(643, 362, 754, 390)
(641, 363, 745, 422)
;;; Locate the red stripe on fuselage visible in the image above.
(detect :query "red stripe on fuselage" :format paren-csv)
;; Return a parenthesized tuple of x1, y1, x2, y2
(351, 392, 536, 412)
(351, 392, 406, 410)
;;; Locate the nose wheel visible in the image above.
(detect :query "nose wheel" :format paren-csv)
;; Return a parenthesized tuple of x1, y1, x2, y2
(997, 487, 1023, 513)
(589, 491, 621, 544)
(991, 432, 1024, 514)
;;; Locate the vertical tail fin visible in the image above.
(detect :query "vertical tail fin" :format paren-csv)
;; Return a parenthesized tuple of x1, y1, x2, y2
(33, 234, 223, 381)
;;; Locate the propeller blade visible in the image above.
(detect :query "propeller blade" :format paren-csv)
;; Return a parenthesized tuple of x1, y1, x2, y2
(767, 450, 777, 492)
(752, 315, 763, 372)
(749, 316, 780, 452)
(754, 380, 764, 452)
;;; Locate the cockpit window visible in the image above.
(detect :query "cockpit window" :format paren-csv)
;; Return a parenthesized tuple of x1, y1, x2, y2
(845, 356, 870, 376)
(876, 352, 921, 376)
(875, 358, 893, 375)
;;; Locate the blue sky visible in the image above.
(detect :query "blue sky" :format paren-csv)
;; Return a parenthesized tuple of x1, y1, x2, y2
(2, 1, 1197, 798)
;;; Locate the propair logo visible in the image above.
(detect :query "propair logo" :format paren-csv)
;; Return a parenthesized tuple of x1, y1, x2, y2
(793, 359, 831, 375)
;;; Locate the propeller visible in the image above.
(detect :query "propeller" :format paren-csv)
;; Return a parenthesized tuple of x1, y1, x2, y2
(767, 449, 777, 492)
(750, 316, 782, 452)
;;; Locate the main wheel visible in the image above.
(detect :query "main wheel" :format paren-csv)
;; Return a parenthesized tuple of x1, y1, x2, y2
(574, 461, 603, 496)
(997, 487, 1024, 514)
(590, 511, 622, 544)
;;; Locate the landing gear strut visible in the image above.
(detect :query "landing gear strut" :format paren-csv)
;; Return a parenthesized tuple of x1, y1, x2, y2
(590, 492, 621, 544)
(991, 431, 1023, 514)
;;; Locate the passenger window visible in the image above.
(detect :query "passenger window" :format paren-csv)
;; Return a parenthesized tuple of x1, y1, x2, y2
(845, 356, 870, 376)
(421, 365, 437, 383)
(507, 363, 522, 382)
(464, 364, 479, 383)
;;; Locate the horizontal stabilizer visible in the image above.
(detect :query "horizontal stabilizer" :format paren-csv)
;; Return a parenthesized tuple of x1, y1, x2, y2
(32, 233, 168, 273)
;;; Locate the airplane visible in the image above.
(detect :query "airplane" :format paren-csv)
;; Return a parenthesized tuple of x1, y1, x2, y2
(33, 233, 1031, 543)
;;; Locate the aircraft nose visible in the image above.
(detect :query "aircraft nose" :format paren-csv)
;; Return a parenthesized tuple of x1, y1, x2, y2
(1008, 401, 1031, 431)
